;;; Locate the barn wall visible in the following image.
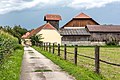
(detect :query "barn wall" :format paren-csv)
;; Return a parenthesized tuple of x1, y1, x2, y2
(62, 35, 90, 41)
(63, 19, 98, 27)
(90, 32, 120, 41)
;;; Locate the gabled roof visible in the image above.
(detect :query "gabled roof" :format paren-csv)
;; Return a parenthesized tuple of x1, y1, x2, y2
(74, 12, 91, 19)
(21, 32, 30, 39)
(61, 12, 99, 29)
(44, 14, 62, 21)
(86, 25, 120, 32)
(60, 28, 90, 36)
(25, 23, 57, 38)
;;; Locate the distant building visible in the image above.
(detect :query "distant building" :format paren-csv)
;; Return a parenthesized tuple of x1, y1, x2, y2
(60, 13, 99, 45)
(44, 14, 62, 30)
(21, 12, 120, 46)
(86, 25, 120, 42)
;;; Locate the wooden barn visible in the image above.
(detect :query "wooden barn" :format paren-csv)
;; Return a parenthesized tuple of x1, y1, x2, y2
(61, 12, 99, 28)
(60, 12, 99, 45)
(86, 25, 120, 42)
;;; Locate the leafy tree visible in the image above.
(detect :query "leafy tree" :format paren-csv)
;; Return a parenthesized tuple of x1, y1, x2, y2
(1, 25, 28, 44)
(30, 34, 43, 46)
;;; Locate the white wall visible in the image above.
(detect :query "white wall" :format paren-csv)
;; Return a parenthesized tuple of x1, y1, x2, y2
(37, 29, 61, 44)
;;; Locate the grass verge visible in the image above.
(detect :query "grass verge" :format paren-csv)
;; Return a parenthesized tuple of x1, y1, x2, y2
(33, 46, 106, 80)
(0, 49, 24, 80)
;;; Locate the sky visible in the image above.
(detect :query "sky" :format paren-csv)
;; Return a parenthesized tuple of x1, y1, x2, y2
(0, 0, 120, 30)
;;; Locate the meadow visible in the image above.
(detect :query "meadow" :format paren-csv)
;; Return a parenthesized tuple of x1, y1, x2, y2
(53, 46, 120, 80)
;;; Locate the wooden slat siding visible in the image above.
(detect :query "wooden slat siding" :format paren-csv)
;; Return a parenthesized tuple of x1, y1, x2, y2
(95, 46, 100, 74)
(52, 43, 55, 54)
(64, 44, 67, 60)
(49, 43, 51, 53)
(74, 45, 78, 65)
(58, 44, 60, 56)
(62, 19, 99, 28)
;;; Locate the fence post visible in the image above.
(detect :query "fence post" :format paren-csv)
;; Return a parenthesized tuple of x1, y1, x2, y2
(47, 43, 49, 51)
(42, 43, 43, 50)
(74, 45, 78, 65)
(44, 43, 45, 51)
(45, 43, 48, 51)
(49, 43, 51, 52)
(58, 44, 60, 56)
(52, 43, 54, 54)
(64, 44, 67, 60)
(41, 43, 42, 50)
(95, 46, 100, 74)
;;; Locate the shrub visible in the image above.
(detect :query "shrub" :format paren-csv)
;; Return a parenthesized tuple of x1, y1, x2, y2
(0, 30, 19, 60)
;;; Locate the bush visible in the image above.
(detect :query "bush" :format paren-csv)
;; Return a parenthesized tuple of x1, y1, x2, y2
(0, 30, 19, 60)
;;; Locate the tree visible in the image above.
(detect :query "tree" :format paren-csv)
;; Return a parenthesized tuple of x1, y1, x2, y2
(30, 34, 43, 46)
(0, 25, 28, 44)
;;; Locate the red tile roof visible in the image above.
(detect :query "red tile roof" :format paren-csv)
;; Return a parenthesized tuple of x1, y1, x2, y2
(25, 23, 56, 38)
(86, 25, 120, 32)
(21, 32, 30, 39)
(74, 12, 91, 19)
(44, 14, 62, 21)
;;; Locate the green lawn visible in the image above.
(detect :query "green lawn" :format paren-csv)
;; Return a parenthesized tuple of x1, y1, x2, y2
(33, 46, 106, 80)
(53, 46, 120, 80)
(0, 49, 24, 80)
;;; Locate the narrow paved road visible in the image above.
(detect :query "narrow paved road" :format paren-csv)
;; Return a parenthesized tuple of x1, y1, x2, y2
(20, 46, 75, 80)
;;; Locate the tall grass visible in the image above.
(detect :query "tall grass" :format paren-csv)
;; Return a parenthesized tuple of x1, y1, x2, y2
(0, 30, 24, 80)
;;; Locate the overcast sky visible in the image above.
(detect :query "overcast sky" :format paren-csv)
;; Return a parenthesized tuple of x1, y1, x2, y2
(0, 0, 120, 30)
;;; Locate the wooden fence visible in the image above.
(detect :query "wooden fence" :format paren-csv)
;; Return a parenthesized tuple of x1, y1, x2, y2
(38, 43, 120, 74)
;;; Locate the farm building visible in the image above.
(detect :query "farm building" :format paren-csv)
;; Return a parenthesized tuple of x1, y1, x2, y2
(60, 12, 99, 45)
(86, 25, 120, 42)
(22, 12, 120, 46)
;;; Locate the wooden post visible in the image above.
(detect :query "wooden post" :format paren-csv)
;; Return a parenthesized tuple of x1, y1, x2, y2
(52, 43, 54, 54)
(46, 43, 48, 51)
(64, 44, 67, 60)
(49, 43, 51, 52)
(42, 43, 43, 49)
(44, 43, 45, 50)
(95, 46, 100, 74)
(74, 45, 78, 65)
(58, 44, 60, 56)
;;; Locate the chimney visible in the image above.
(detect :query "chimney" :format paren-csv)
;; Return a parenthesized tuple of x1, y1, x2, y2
(44, 14, 62, 30)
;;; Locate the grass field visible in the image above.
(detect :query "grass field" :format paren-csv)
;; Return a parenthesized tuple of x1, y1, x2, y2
(53, 46, 120, 80)
(0, 49, 24, 80)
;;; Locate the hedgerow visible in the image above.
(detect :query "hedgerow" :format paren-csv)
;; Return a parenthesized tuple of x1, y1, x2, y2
(0, 30, 19, 61)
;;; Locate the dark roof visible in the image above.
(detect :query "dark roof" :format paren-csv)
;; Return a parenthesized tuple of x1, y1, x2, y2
(86, 25, 120, 32)
(44, 14, 62, 21)
(74, 12, 91, 19)
(60, 29, 90, 36)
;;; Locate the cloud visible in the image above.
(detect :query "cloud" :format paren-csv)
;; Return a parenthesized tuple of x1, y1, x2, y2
(0, 0, 62, 14)
(0, 0, 120, 14)
(68, 0, 120, 9)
